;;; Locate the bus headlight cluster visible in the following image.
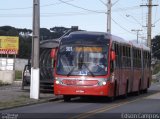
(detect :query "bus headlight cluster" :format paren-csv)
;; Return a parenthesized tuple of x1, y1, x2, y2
(98, 78, 108, 86)
(55, 77, 62, 84)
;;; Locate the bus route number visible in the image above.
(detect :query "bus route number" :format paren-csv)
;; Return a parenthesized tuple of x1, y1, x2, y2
(66, 47, 72, 52)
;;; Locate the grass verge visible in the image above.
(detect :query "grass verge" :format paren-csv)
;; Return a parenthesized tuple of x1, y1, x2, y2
(0, 95, 40, 110)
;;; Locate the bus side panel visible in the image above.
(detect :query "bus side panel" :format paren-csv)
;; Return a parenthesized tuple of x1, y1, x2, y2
(119, 68, 126, 95)
(143, 52, 151, 90)
(132, 69, 142, 92)
(124, 68, 132, 93)
(143, 68, 151, 89)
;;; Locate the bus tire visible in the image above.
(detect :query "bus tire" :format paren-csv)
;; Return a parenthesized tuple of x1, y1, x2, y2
(108, 82, 117, 102)
(136, 80, 141, 96)
(63, 95, 71, 102)
(122, 80, 128, 99)
(108, 96, 114, 102)
(143, 79, 149, 93)
(143, 89, 148, 93)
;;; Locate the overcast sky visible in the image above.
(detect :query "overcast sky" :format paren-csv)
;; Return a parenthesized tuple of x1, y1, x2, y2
(0, 0, 159, 43)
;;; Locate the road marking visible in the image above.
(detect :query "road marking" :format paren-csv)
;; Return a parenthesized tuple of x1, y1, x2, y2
(69, 92, 160, 119)
(70, 98, 141, 119)
(69, 103, 117, 119)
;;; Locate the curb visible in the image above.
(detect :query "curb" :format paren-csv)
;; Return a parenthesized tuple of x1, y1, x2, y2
(0, 96, 63, 111)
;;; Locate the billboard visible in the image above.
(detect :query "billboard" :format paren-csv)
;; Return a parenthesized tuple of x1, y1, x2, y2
(0, 36, 19, 55)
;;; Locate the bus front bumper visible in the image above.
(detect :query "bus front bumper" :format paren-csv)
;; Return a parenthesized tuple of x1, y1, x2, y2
(54, 83, 112, 96)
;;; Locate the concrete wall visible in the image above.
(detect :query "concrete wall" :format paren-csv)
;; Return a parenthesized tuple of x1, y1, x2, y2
(0, 70, 15, 84)
(0, 58, 27, 84)
(0, 58, 28, 71)
(15, 58, 28, 71)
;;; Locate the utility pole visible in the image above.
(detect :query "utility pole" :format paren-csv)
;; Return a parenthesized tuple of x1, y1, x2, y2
(140, 0, 158, 48)
(30, 0, 40, 99)
(107, 0, 111, 34)
(131, 29, 143, 44)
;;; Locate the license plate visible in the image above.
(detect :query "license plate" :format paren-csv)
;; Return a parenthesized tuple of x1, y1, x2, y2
(76, 90, 84, 93)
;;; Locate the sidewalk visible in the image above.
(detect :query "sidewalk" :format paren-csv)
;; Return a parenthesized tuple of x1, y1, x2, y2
(0, 81, 61, 110)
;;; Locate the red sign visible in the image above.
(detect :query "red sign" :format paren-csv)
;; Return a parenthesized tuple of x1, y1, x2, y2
(0, 49, 18, 55)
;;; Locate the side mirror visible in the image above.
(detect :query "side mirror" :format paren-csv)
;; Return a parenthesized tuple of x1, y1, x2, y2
(111, 51, 116, 61)
(51, 49, 56, 59)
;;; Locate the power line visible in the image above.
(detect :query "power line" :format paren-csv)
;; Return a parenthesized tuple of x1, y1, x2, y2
(153, 0, 160, 25)
(40, 0, 75, 7)
(58, 0, 105, 13)
(153, 0, 159, 24)
(112, 0, 120, 6)
(0, 6, 32, 11)
(112, 17, 145, 40)
(98, 0, 106, 6)
(112, 6, 141, 12)
(154, 17, 160, 24)
(113, 3, 146, 38)
(111, 18, 135, 35)
(0, 0, 75, 11)
(126, 14, 143, 26)
(0, 11, 103, 18)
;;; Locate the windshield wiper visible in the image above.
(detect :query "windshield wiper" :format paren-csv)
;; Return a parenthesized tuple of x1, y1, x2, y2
(67, 67, 75, 77)
(83, 63, 95, 77)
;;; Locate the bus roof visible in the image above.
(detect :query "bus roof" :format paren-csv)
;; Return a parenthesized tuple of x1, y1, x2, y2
(111, 35, 150, 51)
(69, 31, 150, 51)
(69, 31, 110, 39)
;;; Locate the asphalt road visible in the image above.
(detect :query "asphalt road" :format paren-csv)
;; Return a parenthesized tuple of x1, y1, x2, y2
(0, 82, 160, 119)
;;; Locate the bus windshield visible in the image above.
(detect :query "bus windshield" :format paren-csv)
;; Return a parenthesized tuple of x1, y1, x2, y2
(56, 38, 109, 76)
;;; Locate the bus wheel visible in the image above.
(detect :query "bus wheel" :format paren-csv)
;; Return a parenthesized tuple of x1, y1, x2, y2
(122, 81, 128, 99)
(143, 89, 148, 93)
(108, 83, 117, 102)
(63, 95, 71, 102)
(136, 81, 141, 96)
(108, 96, 114, 102)
(143, 79, 149, 93)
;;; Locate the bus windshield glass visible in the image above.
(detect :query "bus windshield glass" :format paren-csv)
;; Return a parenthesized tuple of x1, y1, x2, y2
(56, 38, 109, 76)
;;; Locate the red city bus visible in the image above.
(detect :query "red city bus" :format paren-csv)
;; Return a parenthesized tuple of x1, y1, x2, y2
(51, 31, 151, 102)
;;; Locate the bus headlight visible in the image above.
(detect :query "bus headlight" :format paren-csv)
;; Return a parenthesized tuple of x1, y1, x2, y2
(98, 78, 107, 86)
(102, 81, 107, 85)
(55, 77, 62, 85)
(98, 81, 107, 86)
(55, 80, 60, 84)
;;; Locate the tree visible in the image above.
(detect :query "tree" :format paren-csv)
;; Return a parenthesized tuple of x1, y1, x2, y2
(0, 26, 73, 59)
(50, 26, 70, 39)
(40, 28, 51, 40)
(0, 26, 19, 36)
(17, 36, 32, 59)
(152, 35, 160, 59)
